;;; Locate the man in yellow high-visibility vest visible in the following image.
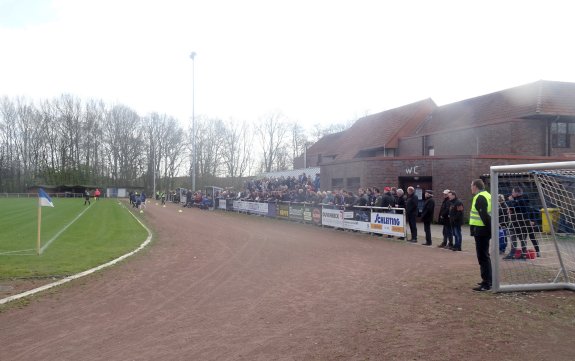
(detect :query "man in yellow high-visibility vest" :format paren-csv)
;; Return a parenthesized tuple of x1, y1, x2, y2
(470, 179, 492, 291)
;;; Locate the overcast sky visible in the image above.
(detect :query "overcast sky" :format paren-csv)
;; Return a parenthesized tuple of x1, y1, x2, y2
(1, 0, 574, 130)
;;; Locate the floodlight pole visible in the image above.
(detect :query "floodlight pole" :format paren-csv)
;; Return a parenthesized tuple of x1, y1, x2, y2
(152, 143, 156, 199)
(190, 51, 197, 191)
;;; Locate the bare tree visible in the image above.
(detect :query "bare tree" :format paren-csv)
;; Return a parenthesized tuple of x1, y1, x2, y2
(190, 117, 225, 180)
(289, 121, 307, 167)
(103, 104, 144, 185)
(309, 122, 352, 142)
(83, 99, 106, 185)
(221, 120, 253, 180)
(145, 113, 187, 195)
(0, 97, 19, 191)
(256, 112, 289, 173)
(161, 118, 186, 193)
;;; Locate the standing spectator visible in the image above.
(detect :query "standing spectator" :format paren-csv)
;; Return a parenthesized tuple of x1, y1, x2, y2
(420, 190, 435, 246)
(334, 189, 346, 206)
(381, 187, 395, 209)
(322, 191, 333, 204)
(84, 189, 91, 206)
(395, 188, 406, 240)
(395, 188, 406, 209)
(355, 188, 368, 206)
(366, 188, 375, 206)
(373, 188, 383, 207)
(504, 187, 541, 259)
(448, 191, 464, 251)
(406, 186, 419, 242)
(313, 173, 320, 192)
(437, 189, 453, 249)
(186, 189, 193, 207)
(381, 186, 395, 238)
(470, 179, 492, 292)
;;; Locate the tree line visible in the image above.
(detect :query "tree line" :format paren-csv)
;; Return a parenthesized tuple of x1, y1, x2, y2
(0, 94, 349, 193)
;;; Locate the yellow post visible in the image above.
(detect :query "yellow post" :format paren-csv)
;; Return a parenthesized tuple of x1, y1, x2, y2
(37, 201, 42, 255)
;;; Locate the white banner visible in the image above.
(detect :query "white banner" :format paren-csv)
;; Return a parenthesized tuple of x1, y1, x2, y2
(233, 200, 269, 215)
(370, 212, 406, 237)
(343, 219, 372, 232)
(218, 199, 227, 210)
(321, 208, 344, 228)
(321, 208, 355, 228)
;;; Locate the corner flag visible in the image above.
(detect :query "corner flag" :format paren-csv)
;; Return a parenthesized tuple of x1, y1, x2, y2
(37, 188, 53, 255)
(38, 188, 54, 207)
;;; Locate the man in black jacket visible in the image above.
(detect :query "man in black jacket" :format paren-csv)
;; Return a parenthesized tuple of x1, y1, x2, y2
(421, 190, 435, 246)
(448, 191, 464, 251)
(406, 186, 419, 242)
(438, 189, 453, 249)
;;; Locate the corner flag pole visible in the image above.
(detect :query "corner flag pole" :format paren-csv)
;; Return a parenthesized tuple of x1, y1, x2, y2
(36, 188, 54, 255)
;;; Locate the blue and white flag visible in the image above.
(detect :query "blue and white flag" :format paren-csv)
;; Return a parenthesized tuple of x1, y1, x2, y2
(38, 188, 54, 207)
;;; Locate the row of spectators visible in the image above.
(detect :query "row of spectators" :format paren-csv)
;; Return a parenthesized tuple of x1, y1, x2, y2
(244, 173, 321, 195)
(218, 172, 407, 210)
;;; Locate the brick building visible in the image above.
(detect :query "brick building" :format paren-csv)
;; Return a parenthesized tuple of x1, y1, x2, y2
(296, 80, 575, 213)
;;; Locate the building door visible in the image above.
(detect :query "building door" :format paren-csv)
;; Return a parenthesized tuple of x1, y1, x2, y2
(398, 176, 432, 218)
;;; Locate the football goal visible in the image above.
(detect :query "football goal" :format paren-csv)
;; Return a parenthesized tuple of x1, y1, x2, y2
(490, 161, 575, 293)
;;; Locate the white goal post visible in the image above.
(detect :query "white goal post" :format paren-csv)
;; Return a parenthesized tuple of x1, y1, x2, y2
(490, 161, 575, 293)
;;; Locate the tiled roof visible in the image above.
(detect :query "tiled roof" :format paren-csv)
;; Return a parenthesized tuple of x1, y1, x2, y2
(418, 80, 575, 134)
(300, 80, 575, 167)
(535, 80, 575, 117)
(307, 131, 344, 158)
(307, 98, 436, 162)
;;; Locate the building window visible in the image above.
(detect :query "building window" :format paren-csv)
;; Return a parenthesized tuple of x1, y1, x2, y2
(428, 146, 435, 156)
(346, 177, 360, 189)
(551, 121, 570, 148)
(332, 178, 344, 188)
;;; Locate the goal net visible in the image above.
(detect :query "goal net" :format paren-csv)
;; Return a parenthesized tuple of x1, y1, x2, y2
(490, 161, 575, 292)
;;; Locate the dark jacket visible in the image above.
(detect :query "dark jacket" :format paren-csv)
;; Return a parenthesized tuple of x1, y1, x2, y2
(395, 195, 406, 209)
(381, 191, 395, 208)
(355, 193, 368, 206)
(507, 195, 536, 225)
(421, 197, 435, 222)
(449, 197, 464, 226)
(438, 197, 451, 224)
(406, 193, 419, 217)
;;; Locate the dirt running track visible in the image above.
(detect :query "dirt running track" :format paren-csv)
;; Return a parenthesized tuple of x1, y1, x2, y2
(1, 202, 575, 360)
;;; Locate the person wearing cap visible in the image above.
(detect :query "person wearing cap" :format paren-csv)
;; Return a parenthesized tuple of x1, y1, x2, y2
(381, 186, 395, 208)
(448, 191, 464, 251)
(438, 189, 454, 249)
(420, 190, 435, 246)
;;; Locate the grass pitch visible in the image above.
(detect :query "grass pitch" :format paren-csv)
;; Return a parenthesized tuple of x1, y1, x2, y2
(0, 198, 148, 279)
